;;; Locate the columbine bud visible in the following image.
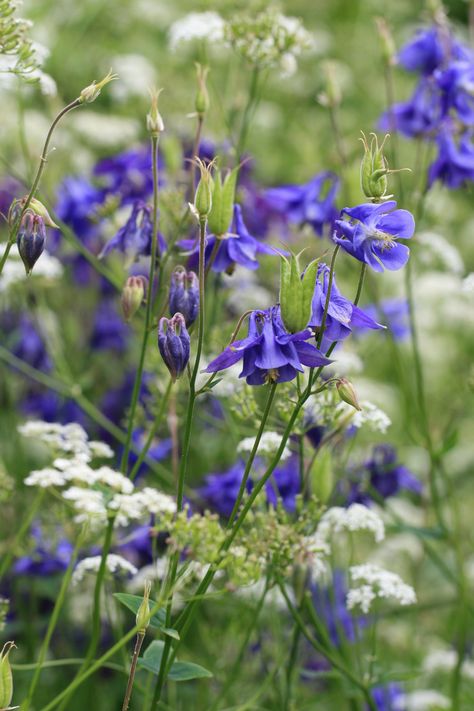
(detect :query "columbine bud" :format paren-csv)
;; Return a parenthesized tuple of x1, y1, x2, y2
(79, 69, 117, 104)
(147, 88, 165, 136)
(336, 378, 362, 411)
(0, 641, 15, 711)
(207, 167, 238, 239)
(8, 197, 58, 229)
(360, 131, 390, 201)
(279, 253, 319, 333)
(169, 266, 199, 327)
(16, 211, 46, 275)
(121, 275, 148, 322)
(158, 313, 190, 382)
(136, 581, 151, 635)
(195, 63, 210, 117)
(190, 159, 214, 223)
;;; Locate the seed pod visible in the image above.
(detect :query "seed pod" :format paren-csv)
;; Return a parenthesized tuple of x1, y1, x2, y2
(279, 252, 319, 333)
(195, 63, 210, 117)
(191, 159, 214, 223)
(360, 131, 390, 201)
(207, 167, 238, 239)
(136, 581, 152, 635)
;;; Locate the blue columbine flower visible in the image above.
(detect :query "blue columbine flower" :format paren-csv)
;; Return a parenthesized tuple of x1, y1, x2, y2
(93, 147, 160, 204)
(334, 201, 415, 272)
(436, 60, 474, 125)
(180, 204, 277, 274)
(90, 300, 129, 352)
(360, 299, 410, 341)
(158, 313, 191, 381)
(169, 267, 199, 326)
(398, 27, 448, 75)
(309, 263, 383, 350)
(263, 171, 340, 236)
(100, 200, 166, 262)
(197, 457, 300, 517)
(204, 305, 331, 385)
(369, 683, 405, 711)
(343, 444, 422, 506)
(379, 79, 442, 138)
(428, 128, 474, 187)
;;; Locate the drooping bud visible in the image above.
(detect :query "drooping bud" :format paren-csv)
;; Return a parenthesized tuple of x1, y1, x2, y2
(309, 448, 334, 504)
(8, 197, 58, 229)
(194, 63, 210, 117)
(279, 252, 319, 333)
(136, 580, 151, 635)
(147, 88, 165, 136)
(79, 69, 118, 104)
(336, 378, 362, 411)
(16, 211, 46, 275)
(207, 167, 238, 239)
(121, 275, 148, 322)
(0, 641, 15, 711)
(189, 158, 214, 223)
(360, 131, 390, 201)
(169, 266, 199, 327)
(158, 313, 190, 382)
(375, 18, 396, 67)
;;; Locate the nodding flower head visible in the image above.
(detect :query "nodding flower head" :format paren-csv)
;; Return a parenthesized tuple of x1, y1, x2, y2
(169, 266, 199, 327)
(158, 313, 190, 382)
(99, 200, 166, 263)
(16, 210, 46, 274)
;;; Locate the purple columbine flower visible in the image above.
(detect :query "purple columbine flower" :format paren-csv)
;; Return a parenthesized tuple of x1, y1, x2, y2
(428, 128, 474, 187)
(158, 313, 190, 381)
(93, 146, 161, 204)
(334, 201, 415, 273)
(436, 60, 474, 125)
(263, 171, 340, 236)
(360, 299, 410, 341)
(16, 211, 46, 274)
(204, 305, 331, 386)
(90, 300, 129, 352)
(309, 263, 383, 350)
(100, 200, 166, 262)
(169, 266, 199, 327)
(398, 27, 448, 75)
(369, 683, 405, 711)
(197, 457, 300, 517)
(343, 444, 422, 506)
(180, 204, 277, 274)
(379, 79, 442, 138)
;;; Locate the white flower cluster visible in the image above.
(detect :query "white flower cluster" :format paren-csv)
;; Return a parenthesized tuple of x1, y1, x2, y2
(423, 648, 474, 679)
(304, 391, 391, 434)
(346, 563, 416, 614)
(168, 12, 225, 51)
(20, 420, 176, 528)
(225, 11, 314, 77)
(315, 504, 385, 545)
(237, 432, 291, 461)
(72, 554, 138, 585)
(352, 401, 392, 433)
(396, 690, 450, 711)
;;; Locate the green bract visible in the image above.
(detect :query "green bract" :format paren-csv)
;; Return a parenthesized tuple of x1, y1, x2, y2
(279, 252, 319, 334)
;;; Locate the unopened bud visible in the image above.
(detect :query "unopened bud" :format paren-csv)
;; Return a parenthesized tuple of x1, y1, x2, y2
(190, 158, 214, 223)
(0, 641, 15, 711)
(136, 581, 151, 634)
(158, 313, 190, 382)
(79, 69, 117, 104)
(336, 378, 362, 411)
(16, 211, 46, 275)
(279, 252, 319, 333)
(121, 275, 147, 322)
(195, 63, 210, 116)
(147, 88, 165, 136)
(169, 266, 199, 327)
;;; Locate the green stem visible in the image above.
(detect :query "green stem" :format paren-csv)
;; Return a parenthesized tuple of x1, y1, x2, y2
(22, 530, 84, 710)
(121, 632, 146, 711)
(0, 99, 81, 276)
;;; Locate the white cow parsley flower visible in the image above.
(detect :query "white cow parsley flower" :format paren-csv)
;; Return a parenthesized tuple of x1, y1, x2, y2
(72, 554, 137, 585)
(347, 563, 416, 614)
(62, 487, 107, 524)
(315, 504, 385, 544)
(168, 12, 225, 51)
(93, 467, 134, 494)
(397, 689, 450, 710)
(352, 402, 391, 433)
(24, 468, 66, 488)
(238, 432, 291, 461)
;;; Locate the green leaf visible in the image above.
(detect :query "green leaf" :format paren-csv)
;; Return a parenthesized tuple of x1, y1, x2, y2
(168, 661, 213, 681)
(163, 627, 180, 640)
(137, 641, 212, 681)
(113, 593, 167, 629)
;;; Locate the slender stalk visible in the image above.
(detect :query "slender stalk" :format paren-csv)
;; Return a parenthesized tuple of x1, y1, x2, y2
(227, 383, 278, 525)
(120, 134, 161, 475)
(121, 632, 145, 711)
(0, 99, 81, 275)
(22, 530, 84, 710)
(316, 246, 339, 349)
